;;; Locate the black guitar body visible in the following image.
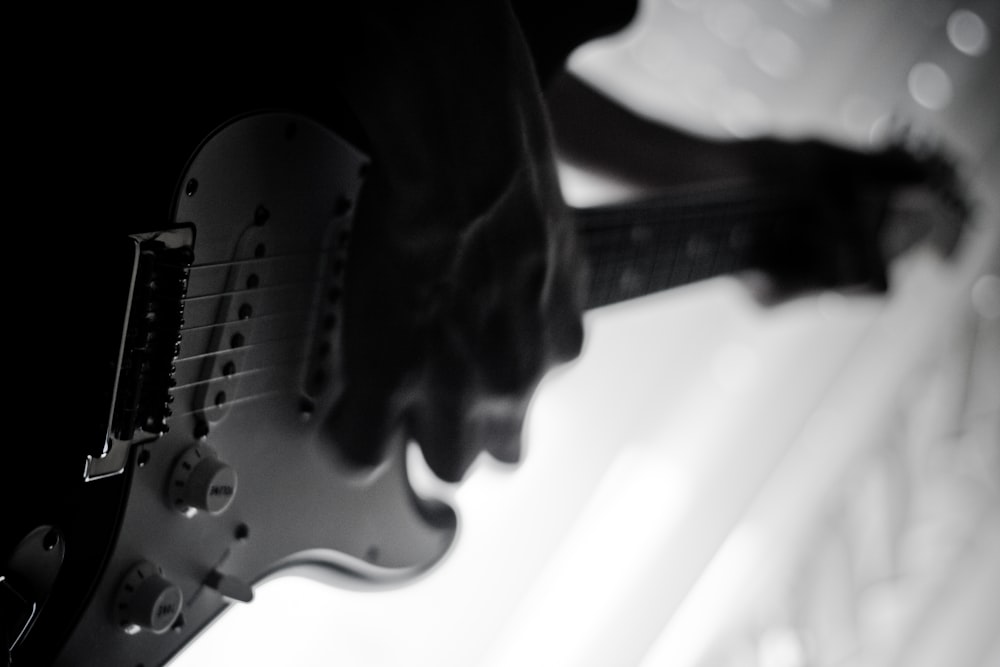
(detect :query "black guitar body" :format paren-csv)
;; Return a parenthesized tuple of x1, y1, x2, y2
(5, 112, 456, 667)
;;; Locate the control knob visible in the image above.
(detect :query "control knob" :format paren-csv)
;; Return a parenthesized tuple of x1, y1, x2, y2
(167, 444, 237, 515)
(113, 561, 182, 635)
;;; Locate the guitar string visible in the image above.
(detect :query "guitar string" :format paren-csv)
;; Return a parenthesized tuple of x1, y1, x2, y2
(164, 194, 785, 363)
(187, 247, 339, 272)
(172, 238, 751, 413)
(160, 355, 320, 422)
(166, 258, 336, 376)
(169, 209, 771, 333)
(128, 190, 793, 434)
(179, 306, 315, 334)
(172, 192, 785, 311)
(170, 355, 308, 391)
(167, 388, 290, 420)
(173, 331, 316, 364)
(168, 197, 786, 340)
(172, 279, 334, 338)
(174, 340, 309, 364)
(136, 198, 796, 425)
(182, 277, 326, 303)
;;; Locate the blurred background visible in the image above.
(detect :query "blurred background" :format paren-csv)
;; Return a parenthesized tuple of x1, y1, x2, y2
(173, 1, 999, 665)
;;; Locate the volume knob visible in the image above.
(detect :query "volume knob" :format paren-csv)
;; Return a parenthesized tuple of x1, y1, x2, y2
(114, 561, 182, 635)
(168, 444, 237, 515)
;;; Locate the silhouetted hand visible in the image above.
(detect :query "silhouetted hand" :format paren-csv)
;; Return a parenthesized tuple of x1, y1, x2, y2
(327, 3, 585, 482)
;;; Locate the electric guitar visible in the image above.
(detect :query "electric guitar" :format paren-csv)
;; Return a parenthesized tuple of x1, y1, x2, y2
(1, 97, 965, 666)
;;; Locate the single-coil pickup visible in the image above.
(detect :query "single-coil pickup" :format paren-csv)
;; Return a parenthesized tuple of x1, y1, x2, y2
(299, 198, 356, 414)
(190, 225, 269, 434)
(188, 222, 319, 435)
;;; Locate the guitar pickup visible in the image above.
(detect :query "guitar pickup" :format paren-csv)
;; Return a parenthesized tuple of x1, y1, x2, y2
(86, 226, 194, 481)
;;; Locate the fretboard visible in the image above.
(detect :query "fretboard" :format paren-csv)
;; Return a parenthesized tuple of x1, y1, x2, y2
(574, 181, 813, 309)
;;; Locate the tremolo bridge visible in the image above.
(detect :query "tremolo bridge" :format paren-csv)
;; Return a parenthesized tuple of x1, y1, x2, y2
(87, 228, 194, 480)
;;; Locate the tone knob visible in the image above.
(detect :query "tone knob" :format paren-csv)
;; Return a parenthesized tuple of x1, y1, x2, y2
(168, 444, 237, 515)
(114, 561, 182, 635)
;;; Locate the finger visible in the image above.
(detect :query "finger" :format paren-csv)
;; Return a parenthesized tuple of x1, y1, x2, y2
(408, 386, 530, 482)
(325, 379, 400, 469)
(543, 266, 586, 364)
(405, 327, 480, 481)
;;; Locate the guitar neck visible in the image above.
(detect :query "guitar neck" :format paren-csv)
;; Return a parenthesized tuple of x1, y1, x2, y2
(574, 181, 810, 309)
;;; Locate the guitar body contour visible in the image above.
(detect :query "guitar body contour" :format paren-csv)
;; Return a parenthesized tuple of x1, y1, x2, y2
(6, 112, 456, 667)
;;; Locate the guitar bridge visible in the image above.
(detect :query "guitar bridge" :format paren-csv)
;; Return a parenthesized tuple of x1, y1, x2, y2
(86, 226, 194, 481)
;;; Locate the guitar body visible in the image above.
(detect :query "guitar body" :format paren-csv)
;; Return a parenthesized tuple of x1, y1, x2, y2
(5, 113, 456, 667)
